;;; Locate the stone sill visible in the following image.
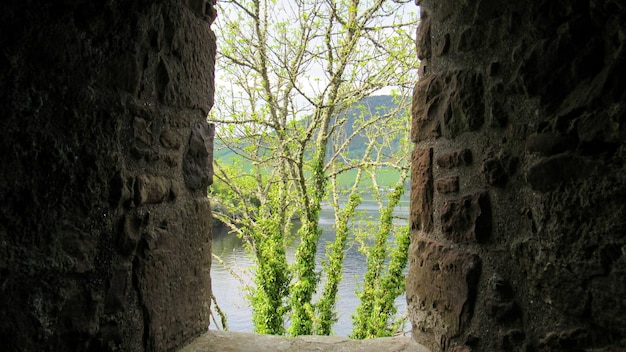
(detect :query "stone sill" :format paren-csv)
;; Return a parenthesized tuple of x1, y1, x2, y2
(179, 330, 431, 352)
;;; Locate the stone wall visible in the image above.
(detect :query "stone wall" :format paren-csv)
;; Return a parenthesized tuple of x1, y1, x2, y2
(3, 0, 626, 351)
(0, 1, 217, 350)
(407, 0, 626, 351)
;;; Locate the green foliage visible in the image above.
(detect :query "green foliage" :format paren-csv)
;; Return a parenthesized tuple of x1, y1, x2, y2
(351, 175, 410, 339)
(249, 219, 290, 334)
(209, 0, 418, 337)
(315, 191, 362, 335)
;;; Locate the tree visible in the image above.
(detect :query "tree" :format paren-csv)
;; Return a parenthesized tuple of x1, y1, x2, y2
(209, 0, 418, 336)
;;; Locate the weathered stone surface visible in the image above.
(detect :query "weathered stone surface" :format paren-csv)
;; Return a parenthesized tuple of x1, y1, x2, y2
(416, 9, 432, 61)
(117, 212, 145, 256)
(412, 77, 441, 143)
(134, 116, 154, 146)
(590, 272, 626, 332)
(135, 198, 213, 351)
(184, 121, 215, 190)
(457, 27, 483, 53)
(161, 129, 182, 150)
(434, 32, 451, 57)
(135, 174, 171, 205)
(181, 330, 431, 352)
(577, 112, 620, 145)
(501, 329, 526, 351)
(425, 71, 484, 139)
(0, 0, 217, 350)
(104, 263, 132, 314)
(526, 153, 598, 192)
(3, 0, 626, 351)
(109, 171, 135, 208)
(436, 149, 473, 168)
(533, 328, 592, 352)
(435, 176, 460, 194)
(485, 299, 520, 323)
(440, 191, 492, 244)
(483, 273, 523, 326)
(407, 239, 481, 351)
(411, 148, 434, 232)
(480, 151, 518, 186)
(183, 0, 218, 23)
(525, 133, 576, 156)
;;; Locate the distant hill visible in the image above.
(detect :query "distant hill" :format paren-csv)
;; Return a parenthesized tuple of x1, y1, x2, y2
(214, 95, 407, 164)
(327, 95, 407, 160)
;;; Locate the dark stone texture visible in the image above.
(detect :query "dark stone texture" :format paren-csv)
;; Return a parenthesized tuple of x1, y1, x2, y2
(416, 9, 432, 60)
(501, 329, 526, 351)
(435, 176, 460, 194)
(436, 149, 473, 168)
(440, 191, 492, 244)
(411, 1, 626, 351)
(184, 121, 215, 191)
(407, 239, 481, 351)
(410, 148, 434, 233)
(417, 71, 485, 140)
(526, 133, 577, 156)
(161, 129, 182, 150)
(135, 174, 171, 205)
(526, 153, 599, 192)
(412, 76, 442, 142)
(0, 1, 217, 350)
(480, 150, 518, 186)
(484, 299, 520, 323)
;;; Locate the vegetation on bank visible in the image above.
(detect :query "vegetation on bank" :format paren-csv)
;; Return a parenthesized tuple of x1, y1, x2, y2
(208, 0, 418, 338)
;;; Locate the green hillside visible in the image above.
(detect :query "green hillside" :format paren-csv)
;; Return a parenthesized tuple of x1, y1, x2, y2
(212, 95, 409, 189)
(327, 95, 407, 160)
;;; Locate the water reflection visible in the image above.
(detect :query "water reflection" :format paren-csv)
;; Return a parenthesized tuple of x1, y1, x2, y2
(210, 196, 409, 336)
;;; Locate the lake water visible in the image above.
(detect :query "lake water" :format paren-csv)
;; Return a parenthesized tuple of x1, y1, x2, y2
(210, 196, 410, 337)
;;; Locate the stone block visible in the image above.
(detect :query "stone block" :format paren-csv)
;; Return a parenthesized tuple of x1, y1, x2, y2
(534, 328, 590, 352)
(488, 99, 508, 128)
(183, 121, 215, 190)
(410, 148, 434, 233)
(577, 112, 620, 144)
(501, 329, 526, 351)
(440, 191, 491, 244)
(416, 71, 484, 140)
(117, 212, 146, 256)
(133, 117, 153, 146)
(435, 176, 460, 194)
(108, 53, 141, 96)
(436, 149, 473, 168)
(525, 133, 576, 156)
(590, 273, 626, 334)
(434, 32, 451, 56)
(485, 299, 520, 322)
(457, 27, 482, 52)
(526, 153, 599, 192)
(182, 0, 218, 23)
(407, 239, 481, 350)
(416, 10, 432, 60)
(412, 77, 441, 143)
(134, 174, 171, 205)
(104, 264, 132, 314)
(160, 129, 181, 150)
(109, 171, 134, 208)
(442, 72, 485, 138)
(480, 151, 518, 186)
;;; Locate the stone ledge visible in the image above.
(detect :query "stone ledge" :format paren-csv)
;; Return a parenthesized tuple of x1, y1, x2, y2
(179, 330, 431, 352)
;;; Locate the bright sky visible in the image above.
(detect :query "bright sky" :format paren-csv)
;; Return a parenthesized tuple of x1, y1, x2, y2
(211, 0, 420, 121)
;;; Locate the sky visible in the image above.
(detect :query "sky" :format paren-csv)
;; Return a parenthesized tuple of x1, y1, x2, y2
(210, 0, 420, 121)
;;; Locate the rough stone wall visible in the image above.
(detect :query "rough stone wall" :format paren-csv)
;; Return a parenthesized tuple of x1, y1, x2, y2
(407, 0, 626, 351)
(0, 1, 216, 351)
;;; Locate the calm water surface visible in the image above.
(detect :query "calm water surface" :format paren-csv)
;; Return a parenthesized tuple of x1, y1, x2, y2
(210, 196, 410, 337)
